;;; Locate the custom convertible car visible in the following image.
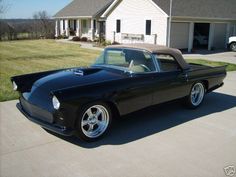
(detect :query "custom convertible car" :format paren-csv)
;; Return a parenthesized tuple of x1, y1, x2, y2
(11, 44, 226, 141)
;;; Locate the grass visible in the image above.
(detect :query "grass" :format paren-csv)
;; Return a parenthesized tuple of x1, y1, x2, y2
(186, 59, 236, 71)
(0, 40, 100, 102)
(0, 40, 235, 102)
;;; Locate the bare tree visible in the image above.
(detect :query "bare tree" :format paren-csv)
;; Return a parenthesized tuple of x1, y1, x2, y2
(0, 0, 12, 40)
(0, 0, 9, 15)
(0, 0, 5, 14)
(32, 11, 55, 39)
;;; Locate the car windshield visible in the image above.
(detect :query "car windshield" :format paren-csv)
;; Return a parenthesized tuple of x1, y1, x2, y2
(93, 48, 156, 73)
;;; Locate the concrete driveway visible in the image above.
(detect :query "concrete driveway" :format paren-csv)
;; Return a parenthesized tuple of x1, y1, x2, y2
(1, 72, 236, 177)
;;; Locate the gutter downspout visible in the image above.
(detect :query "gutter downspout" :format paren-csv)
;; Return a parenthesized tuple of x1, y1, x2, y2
(167, 0, 172, 47)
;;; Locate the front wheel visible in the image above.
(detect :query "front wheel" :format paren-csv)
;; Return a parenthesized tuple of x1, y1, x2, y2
(230, 42, 236, 52)
(76, 103, 112, 142)
(185, 82, 205, 109)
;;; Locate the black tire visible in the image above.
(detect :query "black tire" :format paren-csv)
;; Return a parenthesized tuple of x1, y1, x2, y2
(75, 102, 113, 142)
(185, 82, 205, 109)
(230, 42, 236, 52)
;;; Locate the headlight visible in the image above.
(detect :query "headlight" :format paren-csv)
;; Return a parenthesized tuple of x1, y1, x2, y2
(12, 81, 18, 91)
(52, 96, 60, 110)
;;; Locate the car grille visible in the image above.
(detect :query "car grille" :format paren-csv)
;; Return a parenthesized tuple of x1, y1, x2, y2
(20, 97, 54, 123)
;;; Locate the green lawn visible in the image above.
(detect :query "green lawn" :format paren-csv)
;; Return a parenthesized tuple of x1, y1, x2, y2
(186, 59, 236, 71)
(0, 40, 235, 102)
(0, 40, 100, 102)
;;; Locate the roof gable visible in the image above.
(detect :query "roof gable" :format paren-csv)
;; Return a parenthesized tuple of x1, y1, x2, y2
(54, 0, 114, 18)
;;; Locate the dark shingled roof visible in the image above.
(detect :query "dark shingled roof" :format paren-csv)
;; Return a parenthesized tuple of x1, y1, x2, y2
(54, 0, 236, 20)
(153, 0, 236, 19)
(54, 0, 114, 18)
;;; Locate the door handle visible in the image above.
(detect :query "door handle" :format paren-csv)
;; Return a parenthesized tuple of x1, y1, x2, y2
(180, 72, 189, 82)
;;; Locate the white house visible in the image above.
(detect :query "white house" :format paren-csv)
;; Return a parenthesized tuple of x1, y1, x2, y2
(102, 0, 168, 46)
(54, 0, 236, 52)
(54, 0, 113, 40)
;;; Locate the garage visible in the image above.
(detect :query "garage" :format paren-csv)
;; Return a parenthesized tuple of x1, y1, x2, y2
(170, 22, 189, 50)
(213, 23, 227, 49)
(193, 23, 210, 49)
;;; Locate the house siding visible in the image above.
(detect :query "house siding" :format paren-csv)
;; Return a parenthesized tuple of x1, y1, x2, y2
(105, 0, 168, 45)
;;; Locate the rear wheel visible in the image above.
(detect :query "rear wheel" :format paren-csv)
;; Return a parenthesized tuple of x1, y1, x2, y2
(230, 42, 236, 52)
(185, 82, 205, 109)
(76, 103, 112, 142)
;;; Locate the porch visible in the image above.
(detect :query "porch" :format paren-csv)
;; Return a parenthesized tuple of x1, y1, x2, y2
(55, 18, 105, 41)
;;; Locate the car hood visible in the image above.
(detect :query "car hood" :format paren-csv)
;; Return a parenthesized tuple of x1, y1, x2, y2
(23, 67, 127, 109)
(33, 67, 127, 92)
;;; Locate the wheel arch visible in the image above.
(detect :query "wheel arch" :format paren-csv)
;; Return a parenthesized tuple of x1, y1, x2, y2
(103, 100, 121, 119)
(201, 80, 209, 91)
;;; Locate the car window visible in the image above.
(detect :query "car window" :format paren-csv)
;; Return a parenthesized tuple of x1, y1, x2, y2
(155, 54, 181, 72)
(94, 49, 156, 73)
(107, 50, 127, 66)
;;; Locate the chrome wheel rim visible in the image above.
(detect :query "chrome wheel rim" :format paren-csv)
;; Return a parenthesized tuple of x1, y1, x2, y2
(231, 43, 236, 50)
(81, 105, 109, 138)
(191, 83, 205, 106)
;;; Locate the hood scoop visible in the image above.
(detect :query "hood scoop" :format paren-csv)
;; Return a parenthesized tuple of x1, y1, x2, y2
(72, 68, 101, 76)
(74, 69, 84, 76)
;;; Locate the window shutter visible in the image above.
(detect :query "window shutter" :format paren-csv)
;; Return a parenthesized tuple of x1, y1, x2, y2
(116, 20, 121, 33)
(146, 20, 151, 35)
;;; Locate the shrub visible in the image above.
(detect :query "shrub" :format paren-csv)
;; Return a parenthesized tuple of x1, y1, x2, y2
(72, 36, 80, 41)
(94, 37, 99, 42)
(81, 37, 88, 42)
(101, 40, 111, 46)
(56, 35, 68, 39)
(112, 41, 120, 45)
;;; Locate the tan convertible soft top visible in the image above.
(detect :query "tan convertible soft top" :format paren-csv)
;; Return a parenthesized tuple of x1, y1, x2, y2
(106, 43, 190, 70)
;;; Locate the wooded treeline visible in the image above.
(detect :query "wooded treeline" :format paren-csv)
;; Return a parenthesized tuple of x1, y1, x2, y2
(0, 11, 55, 41)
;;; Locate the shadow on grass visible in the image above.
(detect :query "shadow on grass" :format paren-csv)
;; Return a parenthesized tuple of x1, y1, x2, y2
(45, 92, 236, 148)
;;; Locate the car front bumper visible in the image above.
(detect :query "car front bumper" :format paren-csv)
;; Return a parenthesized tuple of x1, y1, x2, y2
(16, 103, 75, 136)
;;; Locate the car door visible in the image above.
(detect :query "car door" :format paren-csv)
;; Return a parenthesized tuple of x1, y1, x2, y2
(152, 54, 189, 105)
(114, 49, 157, 115)
(117, 73, 157, 115)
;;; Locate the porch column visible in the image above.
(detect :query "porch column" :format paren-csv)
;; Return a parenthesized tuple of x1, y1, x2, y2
(188, 22, 194, 53)
(208, 23, 215, 50)
(60, 20, 64, 35)
(65, 19, 69, 36)
(91, 19, 95, 41)
(76, 19, 80, 37)
(55, 20, 59, 37)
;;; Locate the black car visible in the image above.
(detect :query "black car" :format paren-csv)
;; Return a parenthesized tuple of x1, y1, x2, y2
(11, 44, 227, 141)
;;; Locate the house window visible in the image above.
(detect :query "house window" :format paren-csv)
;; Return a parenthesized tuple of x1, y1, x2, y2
(116, 20, 121, 33)
(146, 20, 151, 35)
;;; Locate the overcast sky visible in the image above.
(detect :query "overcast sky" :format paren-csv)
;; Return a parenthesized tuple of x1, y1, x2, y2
(3, 0, 72, 19)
